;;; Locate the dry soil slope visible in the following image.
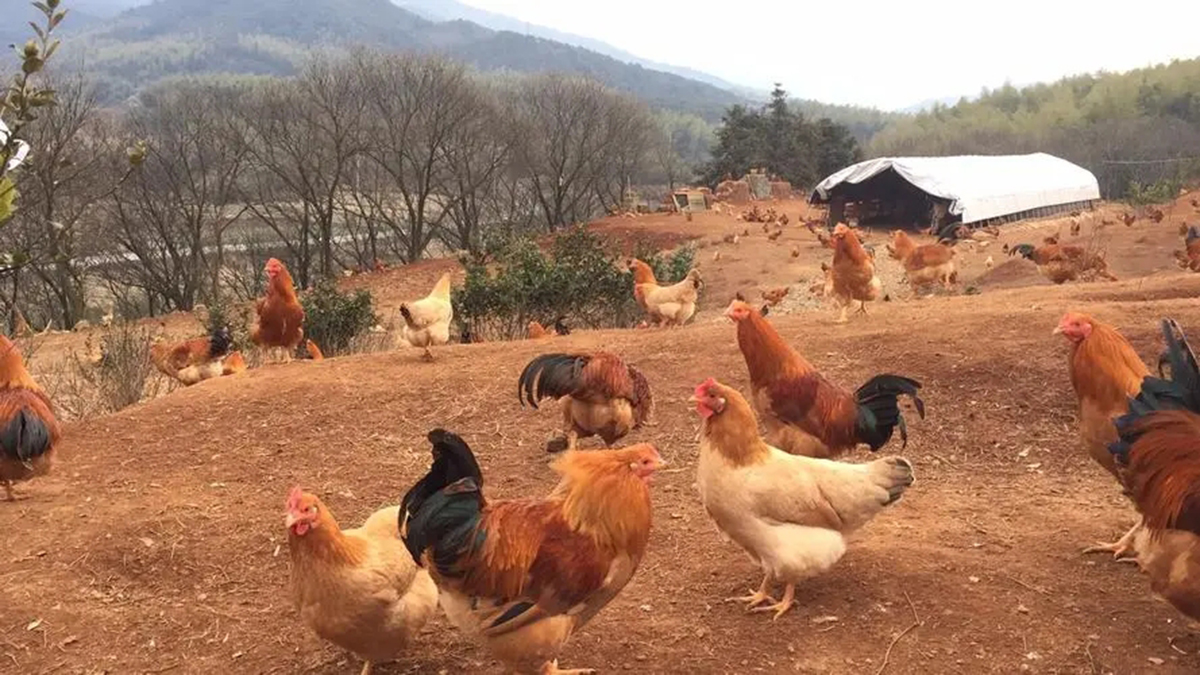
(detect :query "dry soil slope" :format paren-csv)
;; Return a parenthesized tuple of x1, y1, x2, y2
(5, 272, 1200, 673)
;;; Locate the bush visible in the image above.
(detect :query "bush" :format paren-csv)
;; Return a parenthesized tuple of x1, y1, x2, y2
(203, 294, 252, 351)
(300, 279, 378, 356)
(453, 227, 696, 341)
(48, 322, 168, 418)
(1126, 177, 1182, 206)
(631, 238, 696, 285)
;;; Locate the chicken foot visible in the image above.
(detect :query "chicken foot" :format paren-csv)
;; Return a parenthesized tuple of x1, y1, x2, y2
(1082, 520, 1142, 562)
(750, 582, 796, 621)
(725, 574, 776, 610)
(539, 659, 596, 675)
(360, 661, 374, 675)
(421, 346, 434, 362)
(2, 480, 18, 502)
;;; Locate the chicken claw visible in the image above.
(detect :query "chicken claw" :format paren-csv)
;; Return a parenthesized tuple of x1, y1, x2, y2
(749, 583, 795, 621)
(540, 659, 596, 675)
(726, 575, 775, 609)
(3, 481, 19, 502)
(1082, 521, 1142, 562)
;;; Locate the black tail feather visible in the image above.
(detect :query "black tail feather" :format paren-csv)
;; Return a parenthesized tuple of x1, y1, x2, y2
(517, 353, 586, 409)
(854, 374, 925, 451)
(399, 428, 484, 546)
(0, 409, 53, 463)
(1112, 319, 1200, 465)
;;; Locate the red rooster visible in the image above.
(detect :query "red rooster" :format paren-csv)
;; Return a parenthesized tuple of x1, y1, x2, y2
(724, 300, 924, 458)
(0, 335, 61, 501)
(1109, 319, 1200, 620)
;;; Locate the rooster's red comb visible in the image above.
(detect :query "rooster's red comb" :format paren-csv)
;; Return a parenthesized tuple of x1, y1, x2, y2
(694, 377, 718, 398)
(285, 486, 303, 510)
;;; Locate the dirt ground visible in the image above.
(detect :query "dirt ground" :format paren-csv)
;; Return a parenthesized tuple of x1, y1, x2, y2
(4, 195, 1200, 674)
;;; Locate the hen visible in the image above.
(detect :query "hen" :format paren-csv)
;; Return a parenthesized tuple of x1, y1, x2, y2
(400, 429, 662, 675)
(286, 488, 438, 675)
(1007, 237, 1116, 284)
(400, 272, 453, 361)
(252, 258, 306, 363)
(888, 230, 956, 294)
(829, 223, 882, 323)
(628, 258, 702, 327)
(0, 335, 61, 501)
(1109, 319, 1200, 621)
(518, 352, 652, 453)
(1054, 312, 1150, 557)
(692, 378, 914, 619)
(1174, 225, 1200, 272)
(726, 300, 924, 458)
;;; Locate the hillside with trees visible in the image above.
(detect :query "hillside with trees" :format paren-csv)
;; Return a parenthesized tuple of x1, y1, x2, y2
(699, 85, 863, 189)
(869, 59, 1200, 199)
(33, 0, 744, 119)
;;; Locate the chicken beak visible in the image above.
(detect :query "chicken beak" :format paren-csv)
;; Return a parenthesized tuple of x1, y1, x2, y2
(284, 512, 299, 529)
(1051, 326, 1063, 336)
(687, 395, 700, 404)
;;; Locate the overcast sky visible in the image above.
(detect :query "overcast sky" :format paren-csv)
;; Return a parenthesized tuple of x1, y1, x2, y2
(459, 0, 1200, 110)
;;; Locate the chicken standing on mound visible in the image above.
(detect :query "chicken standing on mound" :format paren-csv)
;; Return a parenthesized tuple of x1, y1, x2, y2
(400, 429, 662, 675)
(692, 378, 915, 619)
(0, 335, 60, 502)
(252, 258, 305, 363)
(518, 352, 652, 453)
(628, 258, 703, 327)
(285, 488, 438, 675)
(399, 272, 453, 361)
(1054, 312, 1150, 558)
(1109, 319, 1200, 621)
(829, 223, 882, 323)
(725, 300, 924, 458)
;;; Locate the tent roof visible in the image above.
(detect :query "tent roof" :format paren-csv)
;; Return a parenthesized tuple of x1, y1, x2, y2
(810, 153, 1100, 224)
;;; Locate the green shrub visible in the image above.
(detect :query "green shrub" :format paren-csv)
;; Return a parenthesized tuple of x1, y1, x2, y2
(631, 238, 696, 284)
(1126, 177, 1182, 206)
(453, 227, 696, 341)
(300, 279, 378, 356)
(203, 295, 252, 351)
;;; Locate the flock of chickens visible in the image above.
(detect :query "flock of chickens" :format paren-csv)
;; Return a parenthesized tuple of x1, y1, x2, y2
(3, 216, 1200, 674)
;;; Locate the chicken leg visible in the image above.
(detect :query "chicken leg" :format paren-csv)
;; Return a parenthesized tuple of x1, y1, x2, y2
(725, 574, 776, 610)
(750, 582, 796, 621)
(3, 480, 15, 502)
(540, 659, 596, 675)
(360, 661, 373, 675)
(421, 346, 434, 362)
(1082, 519, 1142, 562)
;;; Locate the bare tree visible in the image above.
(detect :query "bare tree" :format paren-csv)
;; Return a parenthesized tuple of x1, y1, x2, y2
(237, 55, 368, 286)
(100, 81, 248, 313)
(439, 81, 513, 252)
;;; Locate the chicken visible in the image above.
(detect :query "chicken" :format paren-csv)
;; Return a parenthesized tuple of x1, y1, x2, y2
(400, 429, 662, 675)
(691, 377, 914, 619)
(767, 229, 782, 241)
(150, 326, 235, 386)
(285, 488, 438, 675)
(761, 286, 789, 307)
(553, 317, 571, 336)
(305, 339, 324, 361)
(1123, 212, 1137, 227)
(829, 223, 882, 323)
(1007, 238, 1117, 284)
(528, 321, 551, 339)
(399, 272, 453, 361)
(1054, 312, 1150, 557)
(0, 336, 61, 502)
(790, 246, 800, 258)
(1174, 225, 1200, 272)
(1108, 319, 1200, 621)
(630, 265, 703, 327)
(252, 258, 305, 363)
(518, 352, 652, 453)
(725, 300, 924, 458)
(222, 351, 247, 375)
(888, 230, 957, 294)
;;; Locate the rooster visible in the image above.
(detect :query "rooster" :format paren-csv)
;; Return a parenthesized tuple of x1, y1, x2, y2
(1054, 312, 1150, 558)
(518, 352, 652, 453)
(1007, 238, 1116, 284)
(400, 429, 663, 675)
(725, 300, 924, 458)
(829, 223, 882, 322)
(252, 258, 305, 363)
(400, 272, 453, 361)
(286, 488, 438, 675)
(1108, 319, 1200, 620)
(692, 378, 914, 619)
(1174, 225, 1200, 272)
(150, 326, 235, 386)
(0, 335, 60, 501)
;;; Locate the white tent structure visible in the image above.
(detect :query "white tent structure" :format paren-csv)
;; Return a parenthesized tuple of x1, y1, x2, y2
(810, 153, 1100, 228)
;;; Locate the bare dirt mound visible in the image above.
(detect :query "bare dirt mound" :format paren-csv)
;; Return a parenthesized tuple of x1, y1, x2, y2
(4, 272, 1200, 674)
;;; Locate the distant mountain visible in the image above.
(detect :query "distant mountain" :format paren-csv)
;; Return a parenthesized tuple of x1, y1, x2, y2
(55, 0, 742, 119)
(393, 0, 752, 95)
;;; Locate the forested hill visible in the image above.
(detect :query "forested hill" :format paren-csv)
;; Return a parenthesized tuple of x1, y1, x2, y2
(14, 0, 744, 119)
(869, 58, 1200, 198)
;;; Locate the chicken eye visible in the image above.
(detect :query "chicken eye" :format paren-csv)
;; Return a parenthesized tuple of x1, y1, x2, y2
(307, 505, 317, 514)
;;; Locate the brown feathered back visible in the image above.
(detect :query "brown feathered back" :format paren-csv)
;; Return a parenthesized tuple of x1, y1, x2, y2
(1122, 410, 1200, 535)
